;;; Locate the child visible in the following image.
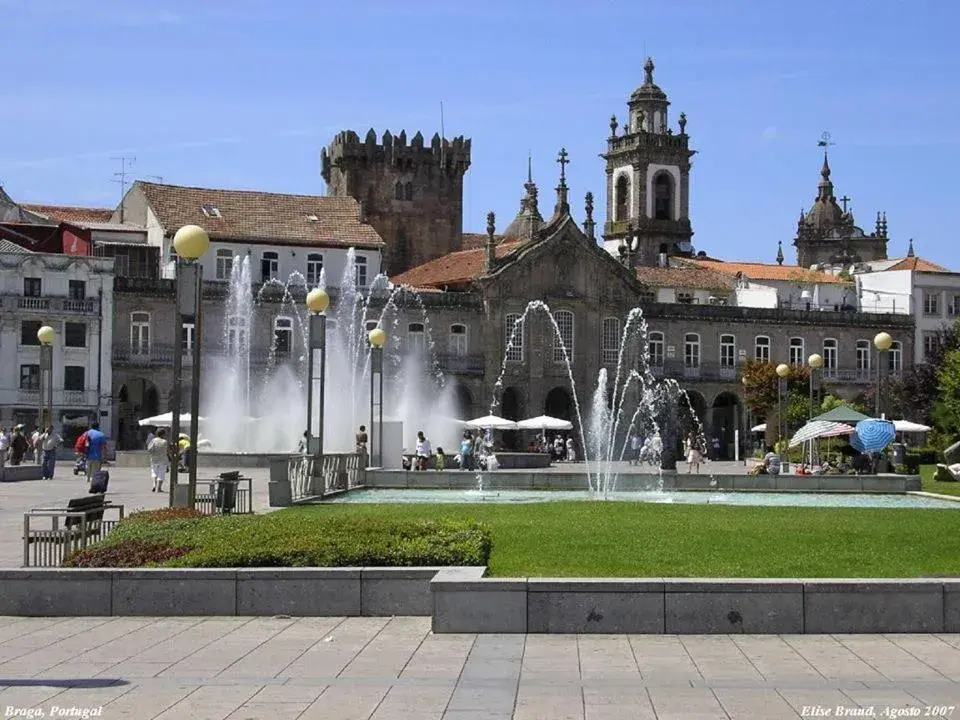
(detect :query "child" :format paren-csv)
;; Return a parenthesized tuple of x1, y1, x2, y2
(435, 447, 445, 471)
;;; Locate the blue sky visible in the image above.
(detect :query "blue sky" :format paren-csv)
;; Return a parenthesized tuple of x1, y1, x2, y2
(2, 0, 958, 267)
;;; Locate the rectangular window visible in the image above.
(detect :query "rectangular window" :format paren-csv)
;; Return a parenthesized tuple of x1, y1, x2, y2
(274, 318, 293, 355)
(407, 323, 425, 356)
(856, 340, 871, 377)
(182, 322, 195, 353)
(950, 294, 960, 317)
(64, 322, 86, 348)
(306, 254, 324, 287)
(19, 365, 40, 390)
(553, 311, 574, 363)
(64, 366, 85, 391)
(889, 342, 903, 372)
(215, 249, 234, 281)
(789, 338, 804, 366)
(923, 291, 941, 316)
(449, 324, 467, 356)
(355, 257, 368, 288)
(68, 280, 86, 300)
(505, 313, 523, 362)
(130, 312, 150, 354)
(261, 251, 279, 283)
(823, 339, 838, 376)
(720, 335, 736, 368)
(676, 291, 694, 304)
(754, 336, 771, 363)
(923, 333, 939, 361)
(602, 318, 621, 365)
(648, 332, 664, 367)
(23, 277, 41, 297)
(684, 334, 700, 368)
(20, 320, 42, 346)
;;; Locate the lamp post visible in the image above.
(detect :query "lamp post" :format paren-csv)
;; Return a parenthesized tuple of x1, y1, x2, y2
(776, 363, 791, 462)
(874, 331, 893, 418)
(37, 325, 55, 432)
(169, 224, 209, 508)
(807, 353, 823, 419)
(305, 288, 329, 457)
(368, 327, 387, 467)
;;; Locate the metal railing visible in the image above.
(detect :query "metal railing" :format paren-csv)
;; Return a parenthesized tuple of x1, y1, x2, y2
(22, 504, 124, 568)
(114, 343, 274, 366)
(644, 360, 899, 385)
(289, 453, 364, 502)
(435, 352, 484, 375)
(194, 477, 253, 515)
(3, 294, 97, 314)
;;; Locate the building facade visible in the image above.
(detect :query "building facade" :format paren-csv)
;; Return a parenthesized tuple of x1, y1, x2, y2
(0, 249, 114, 445)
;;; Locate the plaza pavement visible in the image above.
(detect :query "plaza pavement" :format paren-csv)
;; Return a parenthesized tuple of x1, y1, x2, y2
(0, 617, 959, 718)
(4, 461, 959, 718)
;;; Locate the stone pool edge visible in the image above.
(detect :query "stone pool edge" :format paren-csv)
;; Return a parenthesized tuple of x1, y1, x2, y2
(2, 567, 959, 635)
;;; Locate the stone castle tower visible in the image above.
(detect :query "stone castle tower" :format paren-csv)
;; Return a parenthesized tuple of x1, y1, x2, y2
(792, 153, 888, 268)
(601, 58, 696, 267)
(321, 129, 471, 276)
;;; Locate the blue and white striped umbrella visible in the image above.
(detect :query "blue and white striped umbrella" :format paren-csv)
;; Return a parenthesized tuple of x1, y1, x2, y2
(851, 419, 896, 452)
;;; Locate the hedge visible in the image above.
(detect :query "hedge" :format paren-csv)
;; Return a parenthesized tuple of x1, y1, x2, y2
(64, 511, 491, 568)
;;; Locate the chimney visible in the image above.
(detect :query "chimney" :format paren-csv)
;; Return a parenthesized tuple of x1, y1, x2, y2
(485, 211, 496, 273)
(658, 252, 668, 268)
(357, 200, 365, 223)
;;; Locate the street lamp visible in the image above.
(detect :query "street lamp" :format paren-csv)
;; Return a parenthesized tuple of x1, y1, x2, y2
(368, 327, 387, 467)
(37, 325, 55, 431)
(169, 224, 209, 508)
(807, 353, 823, 419)
(775, 363, 790, 461)
(305, 288, 329, 457)
(874, 331, 893, 418)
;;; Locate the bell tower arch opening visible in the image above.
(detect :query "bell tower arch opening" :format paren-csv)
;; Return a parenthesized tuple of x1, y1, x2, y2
(615, 174, 631, 222)
(652, 172, 674, 221)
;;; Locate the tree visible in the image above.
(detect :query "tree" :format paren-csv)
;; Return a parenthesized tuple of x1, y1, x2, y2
(740, 360, 814, 446)
(933, 348, 960, 436)
(884, 321, 958, 424)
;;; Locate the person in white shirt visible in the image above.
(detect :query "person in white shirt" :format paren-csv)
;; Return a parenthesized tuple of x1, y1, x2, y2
(31, 429, 42, 465)
(415, 431, 432, 471)
(146, 428, 169, 492)
(39, 425, 61, 479)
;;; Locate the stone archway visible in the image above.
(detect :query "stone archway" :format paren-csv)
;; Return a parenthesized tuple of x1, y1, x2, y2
(454, 384, 473, 422)
(544, 386, 574, 421)
(501, 387, 523, 451)
(117, 377, 159, 449)
(680, 390, 707, 436)
(711, 391, 742, 460)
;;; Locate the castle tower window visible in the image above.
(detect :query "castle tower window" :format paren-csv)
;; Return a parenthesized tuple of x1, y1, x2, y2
(404, 182, 414, 201)
(615, 175, 630, 221)
(653, 173, 673, 220)
(394, 181, 403, 200)
(505, 313, 523, 362)
(306, 253, 324, 287)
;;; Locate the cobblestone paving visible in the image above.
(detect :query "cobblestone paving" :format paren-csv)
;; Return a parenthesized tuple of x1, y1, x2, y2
(0, 617, 959, 719)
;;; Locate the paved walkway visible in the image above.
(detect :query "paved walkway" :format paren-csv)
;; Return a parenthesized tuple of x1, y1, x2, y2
(0, 465, 271, 567)
(0, 617, 959, 719)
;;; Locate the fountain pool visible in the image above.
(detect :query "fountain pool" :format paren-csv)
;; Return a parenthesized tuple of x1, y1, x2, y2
(320, 488, 960, 508)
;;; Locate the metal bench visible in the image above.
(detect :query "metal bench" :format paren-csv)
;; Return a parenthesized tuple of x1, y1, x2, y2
(195, 474, 253, 515)
(23, 495, 125, 567)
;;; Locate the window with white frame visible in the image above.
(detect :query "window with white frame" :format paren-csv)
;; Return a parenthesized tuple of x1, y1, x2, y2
(20, 364, 40, 391)
(648, 331, 664, 367)
(553, 310, 574, 362)
(260, 251, 279, 283)
(602, 317, 621, 365)
(355, 256, 368, 288)
(684, 333, 700, 368)
(754, 335, 771, 363)
(306, 253, 324, 287)
(227, 316, 247, 354)
(130, 312, 150, 354)
(924, 332, 940, 360)
(923, 291, 941, 316)
(274, 317, 293, 356)
(823, 338, 838, 375)
(789, 337, 804, 366)
(889, 341, 903, 372)
(856, 340, 871, 376)
(950, 294, 960, 317)
(182, 322, 195, 353)
(407, 322, 425, 355)
(449, 324, 467, 356)
(505, 313, 523, 362)
(720, 334, 736, 368)
(215, 249, 233, 281)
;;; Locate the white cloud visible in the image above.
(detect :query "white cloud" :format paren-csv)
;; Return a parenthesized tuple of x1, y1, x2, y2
(761, 126, 779, 142)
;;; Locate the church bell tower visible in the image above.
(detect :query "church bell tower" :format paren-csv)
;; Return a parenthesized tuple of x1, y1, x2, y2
(601, 58, 695, 266)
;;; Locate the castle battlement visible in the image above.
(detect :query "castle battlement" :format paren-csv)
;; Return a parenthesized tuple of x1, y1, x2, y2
(321, 129, 471, 182)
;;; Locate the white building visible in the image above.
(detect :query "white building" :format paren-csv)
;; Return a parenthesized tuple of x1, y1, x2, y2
(0, 246, 114, 444)
(114, 181, 385, 287)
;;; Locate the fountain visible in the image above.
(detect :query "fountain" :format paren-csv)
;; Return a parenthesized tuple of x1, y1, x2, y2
(199, 248, 463, 457)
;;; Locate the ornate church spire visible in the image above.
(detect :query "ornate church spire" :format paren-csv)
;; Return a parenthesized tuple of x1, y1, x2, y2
(485, 212, 496, 273)
(907, 238, 915, 257)
(776, 241, 784, 266)
(583, 192, 595, 241)
(553, 147, 570, 217)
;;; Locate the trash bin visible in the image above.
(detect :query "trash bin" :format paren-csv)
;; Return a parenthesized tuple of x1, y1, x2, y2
(891, 442, 905, 467)
(216, 471, 239, 514)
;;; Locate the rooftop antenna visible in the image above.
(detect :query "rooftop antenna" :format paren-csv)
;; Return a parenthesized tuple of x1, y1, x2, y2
(817, 131, 835, 150)
(111, 156, 136, 223)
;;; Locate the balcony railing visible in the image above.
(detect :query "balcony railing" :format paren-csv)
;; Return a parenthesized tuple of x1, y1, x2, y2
(3, 294, 97, 315)
(114, 344, 276, 367)
(645, 361, 900, 385)
(435, 352, 484, 376)
(17, 389, 39, 404)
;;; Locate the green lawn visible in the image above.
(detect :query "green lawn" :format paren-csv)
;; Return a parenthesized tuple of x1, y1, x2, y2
(920, 464, 960, 497)
(281, 501, 960, 578)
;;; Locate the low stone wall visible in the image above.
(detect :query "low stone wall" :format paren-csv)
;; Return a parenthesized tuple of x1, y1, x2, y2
(0, 567, 442, 617)
(364, 470, 921, 493)
(0, 465, 43, 482)
(431, 569, 960, 634)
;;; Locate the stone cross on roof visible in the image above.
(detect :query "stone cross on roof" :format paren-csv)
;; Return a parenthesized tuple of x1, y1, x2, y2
(556, 147, 569, 183)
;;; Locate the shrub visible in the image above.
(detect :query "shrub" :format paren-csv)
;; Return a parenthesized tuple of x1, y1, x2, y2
(66, 512, 491, 569)
(65, 539, 192, 567)
(125, 507, 207, 524)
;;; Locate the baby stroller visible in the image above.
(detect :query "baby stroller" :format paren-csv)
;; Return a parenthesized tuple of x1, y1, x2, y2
(73, 454, 87, 476)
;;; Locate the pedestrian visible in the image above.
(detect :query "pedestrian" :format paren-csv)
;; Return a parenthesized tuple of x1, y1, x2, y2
(31, 427, 42, 465)
(685, 431, 702, 474)
(415, 430, 431, 471)
(629, 431, 642, 465)
(459, 431, 473, 470)
(566, 437, 576, 462)
(146, 428, 169, 493)
(39, 424, 61, 479)
(83, 422, 107, 489)
(9, 426, 28, 466)
(0, 425, 8, 468)
(435, 447, 445, 471)
(356, 425, 368, 455)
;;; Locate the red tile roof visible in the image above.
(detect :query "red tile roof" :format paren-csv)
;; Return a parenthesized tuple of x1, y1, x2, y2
(461, 232, 506, 250)
(135, 181, 385, 249)
(21, 204, 114, 224)
(391, 241, 524, 289)
(887, 256, 950, 272)
(686, 259, 849, 284)
(634, 265, 736, 291)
